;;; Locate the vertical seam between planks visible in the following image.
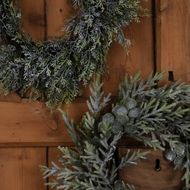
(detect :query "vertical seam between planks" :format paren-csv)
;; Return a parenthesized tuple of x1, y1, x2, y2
(21, 148, 24, 190)
(46, 147, 49, 190)
(152, 0, 157, 74)
(44, 0, 48, 40)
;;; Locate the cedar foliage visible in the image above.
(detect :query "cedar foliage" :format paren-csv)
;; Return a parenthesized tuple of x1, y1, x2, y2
(42, 73, 190, 190)
(0, 0, 142, 106)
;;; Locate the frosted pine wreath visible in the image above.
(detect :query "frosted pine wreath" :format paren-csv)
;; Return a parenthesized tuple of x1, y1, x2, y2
(42, 73, 190, 190)
(0, 0, 143, 107)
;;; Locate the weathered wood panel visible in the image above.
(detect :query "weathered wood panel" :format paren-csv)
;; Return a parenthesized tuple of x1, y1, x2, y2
(0, 2, 47, 190)
(0, 148, 46, 190)
(46, 0, 73, 39)
(104, 0, 154, 95)
(0, 0, 189, 189)
(157, 0, 190, 82)
(20, 0, 46, 41)
(119, 149, 183, 190)
(0, 101, 88, 146)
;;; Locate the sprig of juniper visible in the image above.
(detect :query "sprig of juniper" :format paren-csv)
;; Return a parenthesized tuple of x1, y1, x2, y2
(42, 73, 190, 189)
(41, 75, 148, 190)
(0, 0, 142, 107)
(110, 73, 190, 189)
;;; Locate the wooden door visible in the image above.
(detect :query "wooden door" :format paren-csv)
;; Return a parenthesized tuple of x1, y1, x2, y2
(0, 0, 189, 189)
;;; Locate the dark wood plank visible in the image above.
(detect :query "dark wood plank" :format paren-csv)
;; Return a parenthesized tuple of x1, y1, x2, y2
(157, 0, 190, 82)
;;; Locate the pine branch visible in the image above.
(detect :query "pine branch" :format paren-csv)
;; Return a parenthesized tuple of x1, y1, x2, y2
(42, 73, 190, 190)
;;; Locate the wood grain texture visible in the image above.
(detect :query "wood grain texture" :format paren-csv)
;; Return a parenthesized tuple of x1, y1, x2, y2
(102, 0, 154, 95)
(0, 1, 189, 189)
(48, 147, 60, 164)
(46, 0, 74, 39)
(0, 148, 46, 190)
(0, 101, 87, 146)
(157, 0, 190, 82)
(45, 0, 86, 97)
(20, 0, 45, 41)
(119, 149, 183, 190)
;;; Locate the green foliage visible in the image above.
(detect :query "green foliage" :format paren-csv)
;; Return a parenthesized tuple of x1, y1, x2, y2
(42, 73, 190, 189)
(115, 73, 190, 189)
(0, 0, 142, 107)
(41, 75, 148, 190)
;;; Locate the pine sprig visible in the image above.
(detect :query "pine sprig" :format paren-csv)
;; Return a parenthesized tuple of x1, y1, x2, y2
(118, 150, 149, 169)
(42, 76, 147, 190)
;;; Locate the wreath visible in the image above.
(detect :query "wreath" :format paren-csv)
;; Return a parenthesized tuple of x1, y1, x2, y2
(0, 0, 143, 107)
(41, 73, 190, 190)
(1, 1, 190, 189)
